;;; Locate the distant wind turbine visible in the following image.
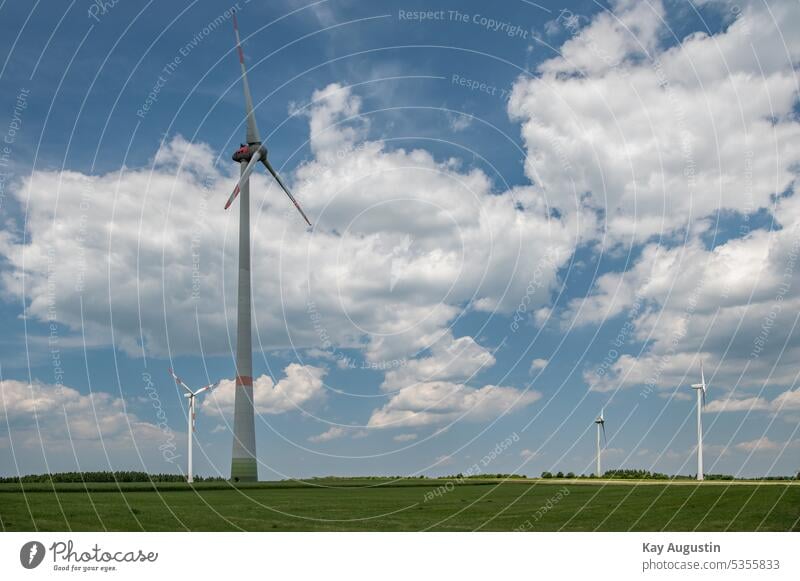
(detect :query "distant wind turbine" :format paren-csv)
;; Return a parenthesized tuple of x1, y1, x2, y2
(690, 362, 708, 481)
(594, 408, 606, 477)
(168, 368, 218, 483)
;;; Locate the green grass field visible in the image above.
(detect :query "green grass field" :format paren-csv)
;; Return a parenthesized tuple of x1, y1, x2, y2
(1, 479, 798, 532)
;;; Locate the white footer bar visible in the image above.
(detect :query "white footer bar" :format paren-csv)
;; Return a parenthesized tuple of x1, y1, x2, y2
(1, 532, 796, 580)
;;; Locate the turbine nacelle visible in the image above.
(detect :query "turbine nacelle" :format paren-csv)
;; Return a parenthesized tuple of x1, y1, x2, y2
(232, 142, 267, 163)
(690, 361, 708, 407)
(595, 408, 607, 444)
(594, 407, 605, 425)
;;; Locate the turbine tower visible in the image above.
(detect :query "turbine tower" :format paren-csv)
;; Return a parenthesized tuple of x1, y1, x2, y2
(226, 12, 312, 482)
(594, 408, 606, 477)
(690, 362, 708, 481)
(168, 368, 218, 483)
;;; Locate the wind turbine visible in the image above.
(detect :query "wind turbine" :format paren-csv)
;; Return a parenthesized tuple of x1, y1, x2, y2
(225, 12, 312, 482)
(594, 408, 606, 477)
(690, 362, 708, 481)
(168, 368, 218, 484)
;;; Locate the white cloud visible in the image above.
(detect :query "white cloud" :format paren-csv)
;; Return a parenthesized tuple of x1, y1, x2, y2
(0, 80, 576, 441)
(0, 83, 575, 369)
(529, 358, 548, 373)
(381, 332, 495, 392)
(705, 389, 800, 413)
(508, 0, 800, 244)
(393, 433, 418, 442)
(307, 425, 370, 442)
(771, 389, 800, 411)
(735, 437, 781, 452)
(202, 363, 327, 416)
(512, 0, 800, 399)
(368, 330, 539, 429)
(705, 396, 770, 413)
(3, 0, 797, 453)
(291, 82, 367, 158)
(367, 380, 541, 429)
(308, 426, 346, 443)
(578, 213, 800, 393)
(0, 379, 178, 470)
(539, 0, 664, 77)
(447, 112, 473, 132)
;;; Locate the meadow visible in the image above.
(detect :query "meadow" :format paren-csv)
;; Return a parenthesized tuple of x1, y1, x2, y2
(1, 478, 797, 532)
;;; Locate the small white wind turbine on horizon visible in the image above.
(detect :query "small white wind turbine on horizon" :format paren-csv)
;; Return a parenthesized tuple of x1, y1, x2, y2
(169, 368, 218, 484)
(690, 362, 708, 481)
(594, 408, 606, 477)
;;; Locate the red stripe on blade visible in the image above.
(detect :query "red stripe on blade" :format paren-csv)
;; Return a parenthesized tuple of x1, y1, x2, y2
(225, 185, 240, 209)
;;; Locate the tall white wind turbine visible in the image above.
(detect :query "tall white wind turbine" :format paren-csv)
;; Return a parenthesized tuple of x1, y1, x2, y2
(594, 408, 606, 477)
(225, 12, 312, 482)
(690, 362, 708, 481)
(168, 368, 218, 483)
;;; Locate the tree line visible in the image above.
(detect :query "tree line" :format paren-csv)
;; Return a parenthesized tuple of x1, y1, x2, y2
(540, 469, 798, 480)
(0, 471, 225, 483)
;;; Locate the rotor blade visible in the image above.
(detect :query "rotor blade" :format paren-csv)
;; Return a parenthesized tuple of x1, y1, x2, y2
(168, 368, 195, 395)
(601, 423, 607, 445)
(225, 150, 262, 209)
(262, 157, 312, 226)
(194, 382, 217, 396)
(232, 11, 259, 144)
(702, 387, 706, 408)
(700, 360, 705, 387)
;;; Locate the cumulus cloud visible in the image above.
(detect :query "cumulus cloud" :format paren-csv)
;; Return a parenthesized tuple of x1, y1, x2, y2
(735, 437, 781, 452)
(201, 363, 327, 416)
(0, 379, 178, 471)
(365, 329, 540, 429)
(705, 389, 800, 413)
(393, 433, 418, 442)
(367, 380, 541, 429)
(579, 213, 800, 392)
(3, 0, 797, 454)
(771, 389, 800, 411)
(0, 78, 572, 441)
(509, 0, 800, 243)
(512, 0, 800, 401)
(380, 332, 495, 392)
(529, 358, 548, 373)
(0, 83, 574, 369)
(308, 426, 346, 443)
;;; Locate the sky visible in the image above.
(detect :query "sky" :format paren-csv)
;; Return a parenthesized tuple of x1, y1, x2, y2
(0, 0, 798, 480)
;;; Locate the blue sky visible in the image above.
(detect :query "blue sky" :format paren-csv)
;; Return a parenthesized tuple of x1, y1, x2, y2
(1, 0, 799, 480)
